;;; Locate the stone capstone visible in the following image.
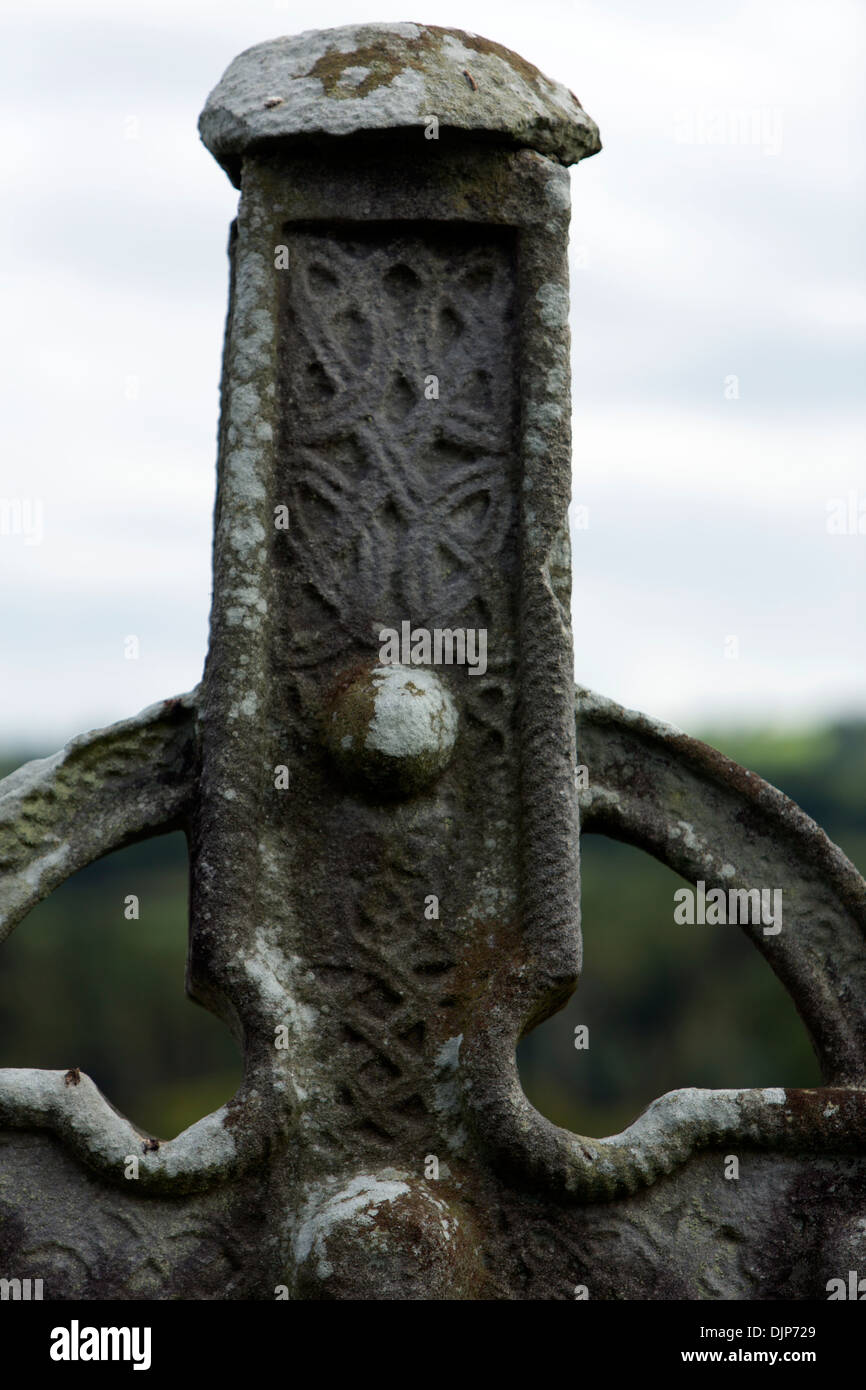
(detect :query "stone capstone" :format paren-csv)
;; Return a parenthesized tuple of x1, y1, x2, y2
(199, 22, 602, 185)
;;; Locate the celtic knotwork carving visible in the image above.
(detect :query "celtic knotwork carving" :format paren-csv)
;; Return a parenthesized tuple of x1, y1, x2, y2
(276, 225, 517, 670)
(300, 793, 465, 1160)
(263, 223, 524, 1176)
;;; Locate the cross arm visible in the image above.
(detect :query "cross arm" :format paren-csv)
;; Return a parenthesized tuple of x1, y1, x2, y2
(0, 690, 287, 1192)
(577, 685, 866, 1084)
(0, 689, 199, 944)
(460, 685, 866, 1203)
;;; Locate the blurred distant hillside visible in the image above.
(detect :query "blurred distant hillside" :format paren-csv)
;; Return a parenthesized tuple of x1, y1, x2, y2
(0, 719, 864, 1140)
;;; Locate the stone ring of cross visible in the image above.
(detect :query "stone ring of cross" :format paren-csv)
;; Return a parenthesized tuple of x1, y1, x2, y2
(1, 24, 864, 1301)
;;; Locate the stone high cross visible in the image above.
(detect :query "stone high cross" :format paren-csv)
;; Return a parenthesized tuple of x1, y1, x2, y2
(1, 23, 865, 1300)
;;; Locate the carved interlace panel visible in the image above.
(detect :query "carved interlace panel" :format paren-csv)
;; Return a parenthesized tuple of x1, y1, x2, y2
(271, 225, 521, 1160)
(276, 224, 518, 670)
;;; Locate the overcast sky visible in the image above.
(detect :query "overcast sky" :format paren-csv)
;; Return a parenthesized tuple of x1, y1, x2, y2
(2, 0, 864, 752)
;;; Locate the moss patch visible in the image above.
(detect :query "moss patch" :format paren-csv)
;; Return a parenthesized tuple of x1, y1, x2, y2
(306, 34, 441, 100)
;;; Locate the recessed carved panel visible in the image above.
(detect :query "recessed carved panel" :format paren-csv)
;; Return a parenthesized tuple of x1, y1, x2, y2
(271, 223, 521, 1159)
(276, 223, 517, 670)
